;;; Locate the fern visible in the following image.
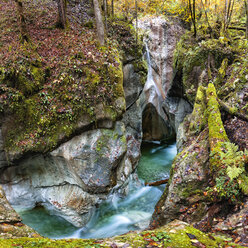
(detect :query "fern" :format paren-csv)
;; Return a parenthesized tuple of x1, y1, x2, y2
(238, 174, 248, 195)
(220, 142, 247, 184)
(227, 166, 244, 181)
(220, 142, 244, 167)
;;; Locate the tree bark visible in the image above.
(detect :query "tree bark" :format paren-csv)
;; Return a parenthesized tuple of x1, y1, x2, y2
(135, 0, 138, 43)
(57, 0, 67, 29)
(14, 0, 29, 42)
(145, 179, 169, 187)
(224, 0, 235, 33)
(111, 0, 114, 17)
(188, 0, 197, 37)
(93, 0, 105, 45)
(103, 0, 108, 32)
(245, 0, 248, 38)
(200, 0, 212, 35)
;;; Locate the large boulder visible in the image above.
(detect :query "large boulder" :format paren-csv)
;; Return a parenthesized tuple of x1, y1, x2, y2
(0, 122, 128, 227)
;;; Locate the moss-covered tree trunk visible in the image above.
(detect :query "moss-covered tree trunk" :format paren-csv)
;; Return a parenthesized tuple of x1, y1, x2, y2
(206, 83, 248, 201)
(56, 0, 67, 29)
(93, 0, 105, 45)
(14, 0, 29, 43)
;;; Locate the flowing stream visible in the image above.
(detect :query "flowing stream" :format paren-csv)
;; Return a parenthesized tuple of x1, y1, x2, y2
(15, 142, 177, 239)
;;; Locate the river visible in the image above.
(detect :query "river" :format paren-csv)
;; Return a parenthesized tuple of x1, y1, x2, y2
(15, 142, 177, 239)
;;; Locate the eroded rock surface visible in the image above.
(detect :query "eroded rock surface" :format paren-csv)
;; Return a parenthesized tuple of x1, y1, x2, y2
(139, 16, 189, 141)
(0, 186, 38, 239)
(0, 122, 128, 227)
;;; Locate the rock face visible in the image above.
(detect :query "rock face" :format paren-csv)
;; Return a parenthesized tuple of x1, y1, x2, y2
(151, 127, 210, 228)
(138, 16, 190, 141)
(0, 122, 129, 227)
(0, 129, 7, 169)
(0, 186, 38, 239)
(0, 16, 190, 231)
(150, 28, 248, 247)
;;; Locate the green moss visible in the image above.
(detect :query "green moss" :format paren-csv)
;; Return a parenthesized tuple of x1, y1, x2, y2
(189, 85, 207, 134)
(206, 83, 248, 201)
(215, 58, 229, 86)
(132, 60, 148, 85)
(218, 55, 248, 101)
(0, 238, 109, 248)
(0, 59, 46, 97)
(2, 42, 126, 156)
(207, 83, 229, 145)
(174, 32, 234, 103)
(0, 221, 244, 248)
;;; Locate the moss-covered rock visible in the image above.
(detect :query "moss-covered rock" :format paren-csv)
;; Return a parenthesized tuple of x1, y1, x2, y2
(173, 32, 234, 103)
(0, 35, 127, 161)
(206, 83, 248, 201)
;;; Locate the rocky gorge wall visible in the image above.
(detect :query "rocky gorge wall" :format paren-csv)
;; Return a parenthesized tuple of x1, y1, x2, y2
(138, 17, 192, 142)
(0, 14, 196, 238)
(150, 30, 248, 245)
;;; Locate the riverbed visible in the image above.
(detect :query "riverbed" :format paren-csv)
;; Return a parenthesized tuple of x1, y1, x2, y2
(15, 142, 177, 239)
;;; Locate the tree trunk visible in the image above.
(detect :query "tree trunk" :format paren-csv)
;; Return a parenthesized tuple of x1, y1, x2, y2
(93, 0, 105, 45)
(135, 0, 138, 43)
(14, 0, 29, 42)
(103, 0, 108, 32)
(145, 179, 169, 187)
(111, 0, 114, 16)
(224, 0, 235, 34)
(193, 0, 196, 37)
(188, 0, 197, 37)
(245, 0, 248, 38)
(200, 0, 212, 35)
(57, 0, 67, 29)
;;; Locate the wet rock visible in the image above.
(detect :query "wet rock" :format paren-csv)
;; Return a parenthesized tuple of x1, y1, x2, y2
(151, 129, 210, 228)
(0, 129, 7, 169)
(123, 63, 143, 109)
(138, 16, 187, 141)
(0, 122, 128, 227)
(0, 186, 38, 238)
(0, 186, 20, 223)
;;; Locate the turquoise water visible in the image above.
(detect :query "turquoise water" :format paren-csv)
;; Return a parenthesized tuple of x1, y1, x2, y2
(16, 142, 177, 239)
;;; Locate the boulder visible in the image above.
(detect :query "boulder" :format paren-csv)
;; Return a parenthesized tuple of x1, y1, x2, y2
(0, 122, 128, 227)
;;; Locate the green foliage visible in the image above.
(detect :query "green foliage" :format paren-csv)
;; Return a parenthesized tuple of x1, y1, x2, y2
(206, 83, 248, 201)
(220, 142, 246, 182)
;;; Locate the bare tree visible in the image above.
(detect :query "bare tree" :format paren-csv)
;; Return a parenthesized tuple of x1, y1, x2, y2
(223, 0, 235, 34)
(245, 0, 248, 38)
(135, 0, 138, 43)
(56, 0, 67, 28)
(200, 0, 212, 35)
(93, 0, 105, 45)
(103, 0, 108, 31)
(14, 0, 29, 42)
(189, 0, 197, 37)
(111, 0, 114, 16)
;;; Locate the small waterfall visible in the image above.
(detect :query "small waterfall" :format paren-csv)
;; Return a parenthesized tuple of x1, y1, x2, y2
(144, 42, 166, 100)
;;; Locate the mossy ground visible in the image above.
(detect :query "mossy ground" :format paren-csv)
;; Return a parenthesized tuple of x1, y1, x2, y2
(0, 221, 244, 248)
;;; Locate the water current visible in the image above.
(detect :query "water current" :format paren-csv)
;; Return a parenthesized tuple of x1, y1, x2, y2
(15, 142, 177, 239)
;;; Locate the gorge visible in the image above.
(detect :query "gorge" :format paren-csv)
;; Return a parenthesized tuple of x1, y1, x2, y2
(0, 0, 248, 247)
